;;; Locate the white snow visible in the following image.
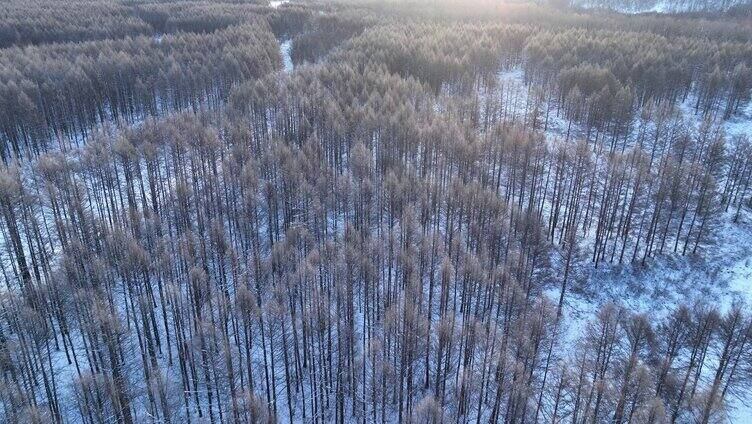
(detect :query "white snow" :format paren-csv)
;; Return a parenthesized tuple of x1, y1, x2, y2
(730, 398, 752, 424)
(726, 257, 752, 305)
(724, 100, 752, 140)
(280, 39, 293, 72)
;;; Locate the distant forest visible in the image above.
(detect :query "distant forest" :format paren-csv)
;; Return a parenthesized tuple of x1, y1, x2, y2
(572, 0, 751, 14)
(1, 0, 752, 423)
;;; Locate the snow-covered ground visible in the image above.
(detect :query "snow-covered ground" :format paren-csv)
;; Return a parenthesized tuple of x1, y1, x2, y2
(563, 210, 751, 314)
(280, 39, 293, 72)
(730, 396, 752, 423)
(698, 97, 752, 140)
(552, 209, 752, 421)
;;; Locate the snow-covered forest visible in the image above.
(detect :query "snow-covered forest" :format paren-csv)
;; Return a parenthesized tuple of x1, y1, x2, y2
(1, 0, 752, 423)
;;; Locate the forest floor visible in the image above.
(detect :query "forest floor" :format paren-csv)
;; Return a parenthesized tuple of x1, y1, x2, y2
(280, 39, 294, 72)
(567, 209, 752, 317)
(565, 205, 752, 421)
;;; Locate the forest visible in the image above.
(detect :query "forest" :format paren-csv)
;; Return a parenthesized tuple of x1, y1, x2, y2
(1, 0, 752, 423)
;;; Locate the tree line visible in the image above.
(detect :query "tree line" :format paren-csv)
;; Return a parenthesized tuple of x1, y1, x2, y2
(5, 2, 752, 163)
(0, 20, 281, 160)
(0, 2, 370, 161)
(0, 0, 151, 49)
(524, 28, 752, 117)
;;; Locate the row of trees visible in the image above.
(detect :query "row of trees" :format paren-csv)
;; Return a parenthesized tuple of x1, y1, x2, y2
(330, 24, 531, 93)
(3, 0, 750, 51)
(524, 28, 752, 116)
(0, 0, 151, 48)
(460, 88, 746, 267)
(330, 21, 752, 129)
(289, 13, 371, 66)
(0, 21, 281, 160)
(356, 0, 752, 42)
(0, 2, 367, 161)
(133, 2, 273, 35)
(0, 0, 318, 50)
(4, 3, 752, 163)
(327, 21, 752, 174)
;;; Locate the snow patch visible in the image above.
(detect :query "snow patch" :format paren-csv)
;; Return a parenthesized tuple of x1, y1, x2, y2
(280, 39, 293, 72)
